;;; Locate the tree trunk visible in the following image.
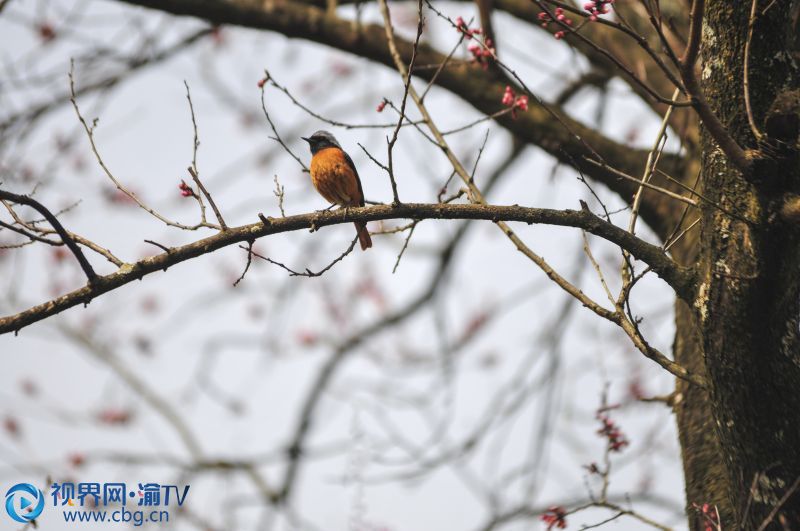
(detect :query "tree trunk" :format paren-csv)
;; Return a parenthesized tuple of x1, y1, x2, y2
(677, 1, 800, 528)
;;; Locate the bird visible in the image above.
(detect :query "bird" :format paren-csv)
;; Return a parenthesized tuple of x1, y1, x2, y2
(301, 130, 372, 250)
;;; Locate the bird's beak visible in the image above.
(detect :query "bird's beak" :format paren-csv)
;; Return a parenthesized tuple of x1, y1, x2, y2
(301, 137, 311, 143)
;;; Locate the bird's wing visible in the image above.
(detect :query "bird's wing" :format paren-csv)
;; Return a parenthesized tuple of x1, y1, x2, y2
(344, 151, 365, 207)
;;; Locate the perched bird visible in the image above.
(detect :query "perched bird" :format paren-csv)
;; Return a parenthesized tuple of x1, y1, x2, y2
(301, 130, 372, 250)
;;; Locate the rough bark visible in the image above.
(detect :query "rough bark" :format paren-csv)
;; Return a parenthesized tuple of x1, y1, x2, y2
(668, 204, 735, 526)
(693, 0, 800, 527)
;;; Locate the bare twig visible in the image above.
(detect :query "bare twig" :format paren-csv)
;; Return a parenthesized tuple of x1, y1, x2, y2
(252, 236, 358, 277)
(70, 62, 219, 231)
(0, 188, 98, 283)
(534, 1, 687, 106)
(234, 240, 254, 286)
(0, 219, 60, 246)
(392, 221, 417, 274)
(743, 0, 765, 141)
(273, 174, 286, 217)
(144, 239, 172, 253)
(383, 0, 425, 205)
(582, 230, 615, 307)
(582, 158, 698, 207)
(679, 0, 751, 171)
(755, 475, 800, 531)
(420, 33, 465, 101)
(380, 0, 704, 387)
(185, 81, 228, 230)
(188, 166, 227, 230)
(259, 76, 308, 172)
(619, 87, 680, 302)
(262, 68, 423, 130)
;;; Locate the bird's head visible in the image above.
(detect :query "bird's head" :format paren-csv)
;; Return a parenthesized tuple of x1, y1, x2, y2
(301, 130, 341, 155)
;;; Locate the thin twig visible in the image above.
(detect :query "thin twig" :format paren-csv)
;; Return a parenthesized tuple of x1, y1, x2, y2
(274, 174, 286, 217)
(582, 230, 616, 307)
(381, 0, 705, 387)
(620, 87, 680, 302)
(420, 33, 465, 101)
(252, 236, 358, 277)
(755, 475, 800, 531)
(70, 62, 218, 231)
(357, 142, 389, 173)
(627, 88, 681, 236)
(384, 0, 425, 205)
(188, 166, 228, 230)
(392, 221, 417, 274)
(535, 1, 687, 106)
(679, 0, 751, 171)
(0, 219, 61, 245)
(0, 189, 97, 283)
(185, 81, 228, 230)
(143, 239, 172, 253)
(263, 68, 424, 130)
(234, 241, 254, 286)
(259, 76, 308, 172)
(582, 158, 697, 207)
(1, 198, 123, 265)
(442, 108, 515, 136)
(743, 0, 764, 141)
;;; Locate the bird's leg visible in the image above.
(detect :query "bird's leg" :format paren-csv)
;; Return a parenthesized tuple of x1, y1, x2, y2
(315, 203, 337, 214)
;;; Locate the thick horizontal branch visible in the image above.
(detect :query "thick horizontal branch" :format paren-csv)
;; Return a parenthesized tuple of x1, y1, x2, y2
(0, 202, 694, 336)
(116, 0, 685, 241)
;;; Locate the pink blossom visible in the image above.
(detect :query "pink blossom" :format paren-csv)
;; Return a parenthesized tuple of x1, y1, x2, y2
(584, 0, 614, 20)
(541, 506, 567, 529)
(596, 410, 629, 452)
(97, 409, 133, 425)
(502, 86, 515, 106)
(178, 180, 194, 198)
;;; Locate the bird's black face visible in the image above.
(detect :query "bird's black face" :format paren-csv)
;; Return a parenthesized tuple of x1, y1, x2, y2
(301, 130, 341, 155)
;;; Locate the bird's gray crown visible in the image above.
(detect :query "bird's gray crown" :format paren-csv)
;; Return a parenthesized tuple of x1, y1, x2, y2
(302, 130, 342, 154)
(310, 130, 340, 146)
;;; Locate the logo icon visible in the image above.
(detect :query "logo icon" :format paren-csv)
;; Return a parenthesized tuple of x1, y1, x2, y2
(5, 483, 44, 523)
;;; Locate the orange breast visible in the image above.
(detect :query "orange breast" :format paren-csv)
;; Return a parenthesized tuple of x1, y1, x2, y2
(309, 147, 362, 207)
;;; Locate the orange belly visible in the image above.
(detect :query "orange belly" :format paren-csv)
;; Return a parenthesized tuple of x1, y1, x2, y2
(309, 147, 362, 206)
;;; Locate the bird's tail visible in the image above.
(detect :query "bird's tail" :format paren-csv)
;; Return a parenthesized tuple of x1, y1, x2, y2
(355, 221, 372, 251)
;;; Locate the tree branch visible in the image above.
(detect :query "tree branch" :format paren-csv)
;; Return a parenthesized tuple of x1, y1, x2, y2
(679, 0, 751, 172)
(0, 202, 694, 336)
(116, 0, 684, 240)
(0, 189, 98, 284)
